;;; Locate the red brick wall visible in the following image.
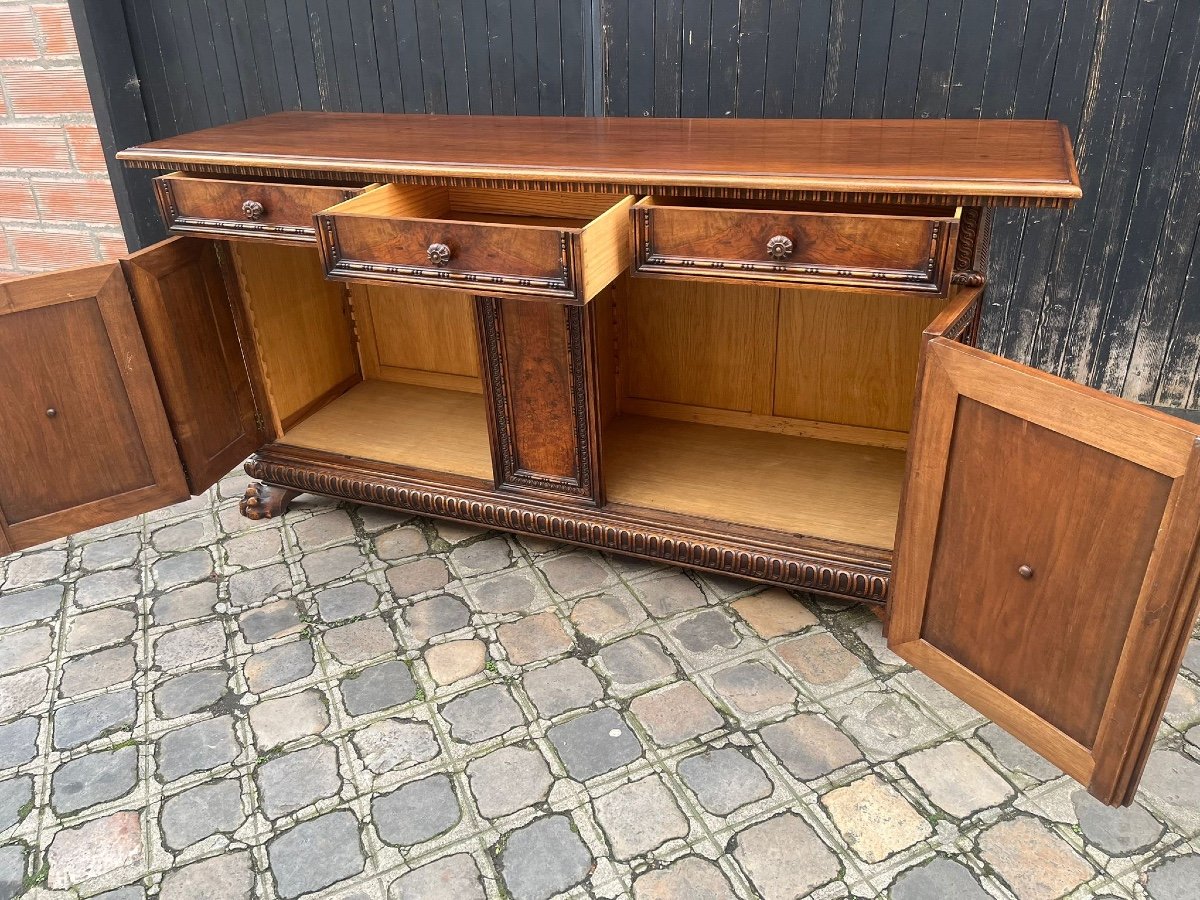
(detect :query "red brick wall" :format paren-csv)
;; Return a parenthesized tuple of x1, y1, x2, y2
(0, 0, 126, 278)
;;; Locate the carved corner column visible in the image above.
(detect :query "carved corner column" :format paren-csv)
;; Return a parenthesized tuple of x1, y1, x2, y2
(476, 297, 604, 506)
(950, 206, 993, 347)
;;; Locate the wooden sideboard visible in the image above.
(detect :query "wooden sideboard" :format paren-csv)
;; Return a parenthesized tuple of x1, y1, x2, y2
(1, 113, 1196, 807)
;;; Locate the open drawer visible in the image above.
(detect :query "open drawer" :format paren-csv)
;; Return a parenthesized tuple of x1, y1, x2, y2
(315, 185, 634, 303)
(153, 172, 366, 244)
(632, 197, 961, 295)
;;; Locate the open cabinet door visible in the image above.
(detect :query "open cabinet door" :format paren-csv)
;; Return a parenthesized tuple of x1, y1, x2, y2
(890, 336, 1200, 806)
(123, 238, 264, 493)
(0, 264, 189, 552)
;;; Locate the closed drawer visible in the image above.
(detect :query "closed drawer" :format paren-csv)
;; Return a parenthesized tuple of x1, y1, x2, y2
(153, 173, 364, 243)
(632, 198, 961, 295)
(316, 185, 634, 303)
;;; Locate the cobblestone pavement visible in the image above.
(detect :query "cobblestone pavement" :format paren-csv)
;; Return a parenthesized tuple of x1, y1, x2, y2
(1, 469, 1199, 900)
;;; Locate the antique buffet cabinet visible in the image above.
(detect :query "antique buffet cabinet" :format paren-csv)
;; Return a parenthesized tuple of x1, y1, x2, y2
(1, 113, 1197, 807)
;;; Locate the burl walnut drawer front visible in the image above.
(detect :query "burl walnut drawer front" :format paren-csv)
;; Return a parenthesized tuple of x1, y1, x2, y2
(632, 198, 961, 295)
(316, 185, 633, 303)
(153, 173, 363, 243)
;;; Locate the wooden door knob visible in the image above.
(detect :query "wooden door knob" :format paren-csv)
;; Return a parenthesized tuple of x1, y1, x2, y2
(427, 242, 452, 266)
(766, 235, 793, 260)
(242, 199, 265, 220)
(1018, 564, 1034, 579)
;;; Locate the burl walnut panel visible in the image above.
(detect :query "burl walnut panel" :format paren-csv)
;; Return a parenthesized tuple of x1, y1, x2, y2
(477, 297, 602, 504)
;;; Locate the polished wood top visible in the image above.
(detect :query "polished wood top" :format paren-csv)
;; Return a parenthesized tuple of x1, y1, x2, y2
(119, 113, 1081, 207)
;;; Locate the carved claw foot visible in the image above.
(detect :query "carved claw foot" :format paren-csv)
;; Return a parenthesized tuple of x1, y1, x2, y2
(239, 482, 300, 520)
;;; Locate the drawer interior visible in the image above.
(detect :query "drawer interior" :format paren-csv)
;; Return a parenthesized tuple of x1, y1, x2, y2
(327, 184, 630, 229)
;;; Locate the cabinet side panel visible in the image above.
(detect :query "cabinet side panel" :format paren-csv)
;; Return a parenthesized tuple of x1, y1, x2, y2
(230, 242, 361, 430)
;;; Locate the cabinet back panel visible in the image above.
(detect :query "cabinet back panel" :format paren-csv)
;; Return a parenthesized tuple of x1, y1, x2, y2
(229, 243, 360, 430)
(349, 283, 482, 394)
(774, 290, 947, 433)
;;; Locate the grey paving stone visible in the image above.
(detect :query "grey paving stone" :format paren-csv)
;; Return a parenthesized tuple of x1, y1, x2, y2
(441, 685, 525, 743)
(64, 606, 136, 655)
(79, 534, 140, 572)
(0, 776, 33, 830)
(389, 853, 485, 900)
(635, 573, 707, 618)
(237, 598, 301, 643)
(151, 582, 219, 626)
(244, 641, 315, 693)
(426, 639, 486, 685)
(522, 658, 603, 719)
(341, 660, 418, 716)
(224, 527, 284, 569)
(774, 631, 866, 691)
(293, 510, 356, 551)
(979, 816, 1093, 900)
(467, 570, 542, 614)
(834, 690, 942, 761)
(709, 661, 796, 719)
(630, 682, 724, 747)
(45, 810, 143, 890)
(160, 851, 253, 900)
(59, 645, 134, 697)
(733, 813, 838, 899)
(256, 744, 341, 819)
(0, 626, 52, 675)
(302, 544, 368, 585)
(316, 583, 378, 622)
(731, 590, 817, 639)
(268, 810, 365, 899)
(386, 558, 451, 599)
(499, 815, 592, 900)
(632, 856, 736, 900)
(157, 715, 240, 781)
(160, 779, 246, 849)
(1146, 854, 1200, 900)
(760, 714, 862, 782)
(597, 635, 676, 695)
(668, 608, 741, 655)
(374, 773, 461, 846)
(0, 844, 24, 900)
(227, 564, 293, 609)
(154, 668, 229, 718)
(822, 773, 932, 864)
(890, 857, 989, 900)
(451, 537, 512, 575)
(151, 550, 214, 590)
(498, 611, 572, 665)
(74, 570, 140, 610)
(53, 688, 137, 750)
(978, 722, 1062, 781)
(569, 592, 647, 643)
(51, 746, 138, 815)
(539, 552, 614, 597)
(1140, 750, 1200, 831)
(152, 518, 216, 554)
(359, 507, 412, 533)
(87, 886, 145, 900)
(0, 668, 47, 721)
(153, 621, 226, 671)
(677, 748, 772, 816)
(351, 719, 439, 774)
(594, 775, 689, 860)
(323, 617, 397, 665)
(0, 585, 62, 628)
(403, 593, 471, 642)
(0, 718, 38, 769)
(1070, 790, 1164, 856)
(249, 691, 329, 750)
(547, 708, 642, 781)
(3, 549, 66, 589)
(374, 524, 428, 561)
(466, 744, 553, 818)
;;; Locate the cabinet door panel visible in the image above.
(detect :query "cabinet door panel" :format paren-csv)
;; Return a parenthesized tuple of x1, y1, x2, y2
(891, 338, 1200, 806)
(0, 264, 188, 551)
(123, 238, 263, 493)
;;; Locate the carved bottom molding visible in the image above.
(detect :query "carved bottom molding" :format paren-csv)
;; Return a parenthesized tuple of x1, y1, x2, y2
(245, 449, 891, 604)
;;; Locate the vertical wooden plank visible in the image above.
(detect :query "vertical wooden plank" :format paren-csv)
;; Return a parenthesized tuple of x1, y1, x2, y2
(792, 0, 832, 118)
(536, 0, 565, 114)
(372, 0, 407, 112)
(223, 0, 266, 118)
(201, 0, 247, 123)
(421, 0, 456, 113)
(486, 0, 517, 114)
(348, 0, 384, 113)
(944, 0, 996, 117)
(734, 0, 770, 117)
(600, 0, 628, 115)
(1154, 234, 1200, 408)
(511, 0, 540, 114)
(706, 0, 738, 116)
(391, 0, 427, 113)
(912, 0, 959, 119)
(462, 0, 495, 112)
(680, 0, 713, 117)
(763, 0, 801, 118)
(882, 0, 928, 118)
(851, 0, 894, 117)
(654, 0, 684, 116)
(821, 0, 861, 117)
(241, 0, 283, 113)
(627, 0, 655, 115)
(561, 0, 589, 114)
(265, 0, 302, 109)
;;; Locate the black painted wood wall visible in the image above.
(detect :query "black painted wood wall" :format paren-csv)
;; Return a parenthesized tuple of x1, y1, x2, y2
(71, 0, 1200, 410)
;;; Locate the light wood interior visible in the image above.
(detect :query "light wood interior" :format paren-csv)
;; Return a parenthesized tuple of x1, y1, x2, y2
(327, 183, 627, 226)
(604, 416, 906, 549)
